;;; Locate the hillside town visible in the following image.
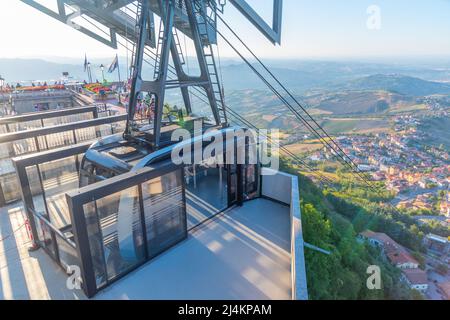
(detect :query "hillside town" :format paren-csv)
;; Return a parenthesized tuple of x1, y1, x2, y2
(309, 113, 450, 220)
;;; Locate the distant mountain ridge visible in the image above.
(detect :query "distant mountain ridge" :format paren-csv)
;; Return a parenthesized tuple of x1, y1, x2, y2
(304, 90, 413, 115)
(2, 58, 450, 97)
(0, 58, 85, 82)
(342, 74, 450, 96)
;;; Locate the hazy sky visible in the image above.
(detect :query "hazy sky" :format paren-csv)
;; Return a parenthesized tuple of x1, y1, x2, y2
(0, 0, 450, 60)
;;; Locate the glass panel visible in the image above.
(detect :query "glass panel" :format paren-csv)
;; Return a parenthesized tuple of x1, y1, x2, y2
(98, 124, 112, 137)
(25, 165, 47, 214)
(0, 143, 12, 161)
(83, 201, 107, 288)
(39, 156, 79, 229)
(33, 215, 46, 244)
(10, 137, 39, 156)
(18, 120, 42, 132)
(185, 158, 228, 229)
(75, 127, 97, 143)
(142, 170, 187, 258)
(244, 136, 258, 200)
(0, 124, 8, 134)
(43, 131, 75, 150)
(188, 89, 216, 125)
(229, 167, 238, 204)
(36, 135, 48, 151)
(55, 235, 79, 269)
(41, 221, 56, 258)
(92, 186, 146, 282)
(244, 164, 258, 200)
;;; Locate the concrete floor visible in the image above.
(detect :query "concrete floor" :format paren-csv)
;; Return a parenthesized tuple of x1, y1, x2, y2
(96, 198, 291, 300)
(0, 198, 291, 300)
(0, 202, 86, 300)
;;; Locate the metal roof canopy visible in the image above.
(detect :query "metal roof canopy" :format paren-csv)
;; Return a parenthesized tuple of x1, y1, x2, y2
(19, 0, 283, 148)
(20, 0, 283, 47)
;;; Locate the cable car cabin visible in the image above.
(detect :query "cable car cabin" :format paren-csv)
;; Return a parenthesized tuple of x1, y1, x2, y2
(80, 122, 259, 230)
(80, 124, 259, 283)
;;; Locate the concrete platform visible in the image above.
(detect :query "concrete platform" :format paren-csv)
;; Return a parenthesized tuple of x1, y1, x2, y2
(0, 198, 291, 300)
(96, 199, 291, 300)
(0, 202, 86, 300)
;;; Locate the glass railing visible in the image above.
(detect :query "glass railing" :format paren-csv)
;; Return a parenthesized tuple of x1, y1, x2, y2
(0, 106, 100, 133)
(14, 145, 187, 297)
(0, 114, 126, 205)
(65, 164, 187, 297)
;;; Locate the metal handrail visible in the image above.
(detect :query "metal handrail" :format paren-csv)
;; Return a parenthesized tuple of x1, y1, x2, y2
(0, 106, 98, 126)
(0, 114, 126, 144)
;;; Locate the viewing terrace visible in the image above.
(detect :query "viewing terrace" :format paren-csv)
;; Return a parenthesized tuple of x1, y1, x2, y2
(0, 168, 306, 300)
(0, 105, 307, 301)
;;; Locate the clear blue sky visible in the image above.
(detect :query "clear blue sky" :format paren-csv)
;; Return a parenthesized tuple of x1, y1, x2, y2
(0, 0, 450, 60)
(235, 0, 450, 58)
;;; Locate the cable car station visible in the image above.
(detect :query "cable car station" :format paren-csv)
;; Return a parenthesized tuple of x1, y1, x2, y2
(2, 0, 307, 300)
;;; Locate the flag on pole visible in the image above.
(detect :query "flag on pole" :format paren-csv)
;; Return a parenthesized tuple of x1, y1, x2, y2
(84, 54, 88, 72)
(108, 54, 119, 73)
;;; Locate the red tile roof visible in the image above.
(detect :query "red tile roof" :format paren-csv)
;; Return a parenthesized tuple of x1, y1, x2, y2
(360, 230, 419, 265)
(402, 269, 428, 285)
(387, 251, 419, 266)
(360, 230, 397, 246)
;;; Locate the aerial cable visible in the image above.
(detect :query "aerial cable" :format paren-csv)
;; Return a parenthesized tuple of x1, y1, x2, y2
(218, 29, 376, 190)
(83, 13, 336, 188)
(216, 14, 379, 190)
(225, 106, 336, 186)
(113, 3, 404, 216)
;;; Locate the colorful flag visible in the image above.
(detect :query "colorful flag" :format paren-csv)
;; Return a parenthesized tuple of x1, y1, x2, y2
(108, 54, 119, 73)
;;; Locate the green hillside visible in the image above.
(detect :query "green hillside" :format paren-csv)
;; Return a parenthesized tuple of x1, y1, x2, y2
(304, 90, 414, 115)
(282, 160, 448, 300)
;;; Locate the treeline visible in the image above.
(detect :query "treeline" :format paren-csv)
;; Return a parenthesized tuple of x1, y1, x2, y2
(326, 193, 426, 253)
(330, 171, 449, 242)
(281, 162, 422, 300)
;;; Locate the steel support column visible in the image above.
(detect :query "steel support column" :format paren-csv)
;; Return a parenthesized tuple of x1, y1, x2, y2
(153, 0, 176, 148)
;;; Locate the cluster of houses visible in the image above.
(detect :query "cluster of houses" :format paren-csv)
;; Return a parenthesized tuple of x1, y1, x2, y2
(359, 230, 429, 293)
(397, 191, 450, 216)
(306, 114, 450, 215)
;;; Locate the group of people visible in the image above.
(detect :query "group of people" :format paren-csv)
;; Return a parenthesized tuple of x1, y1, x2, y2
(0, 83, 19, 92)
(135, 93, 156, 121)
(118, 79, 155, 121)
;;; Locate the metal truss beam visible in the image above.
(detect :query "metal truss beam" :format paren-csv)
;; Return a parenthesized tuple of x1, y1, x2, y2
(19, 0, 156, 49)
(20, 0, 119, 48)
(229, 0, 283, 45)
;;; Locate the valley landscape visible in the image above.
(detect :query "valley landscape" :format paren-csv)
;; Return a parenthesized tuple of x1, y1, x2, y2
(1, 56, 449, 300)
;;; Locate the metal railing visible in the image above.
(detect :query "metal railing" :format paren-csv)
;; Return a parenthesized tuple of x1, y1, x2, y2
(12, 142, 91, 283)
(0, 114, 127, 206)
(0, 106, 99, 133)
